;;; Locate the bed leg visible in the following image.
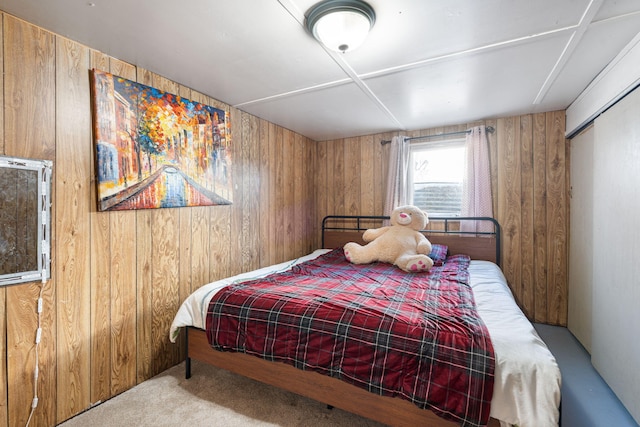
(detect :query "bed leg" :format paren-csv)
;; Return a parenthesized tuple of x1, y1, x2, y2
(327, 405, 333, 410)
(185, 328, 192, 379)
(186, 356, 192, 379)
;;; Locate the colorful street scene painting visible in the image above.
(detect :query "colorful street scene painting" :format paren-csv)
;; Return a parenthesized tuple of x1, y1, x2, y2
(90, 69, 232, 211)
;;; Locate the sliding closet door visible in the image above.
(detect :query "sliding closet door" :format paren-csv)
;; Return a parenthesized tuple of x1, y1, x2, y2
(592, 86, 640, 424)
(568, 125, 594, 352)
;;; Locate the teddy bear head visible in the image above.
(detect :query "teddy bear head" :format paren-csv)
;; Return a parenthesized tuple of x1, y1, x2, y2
(390, 205, 429, 231)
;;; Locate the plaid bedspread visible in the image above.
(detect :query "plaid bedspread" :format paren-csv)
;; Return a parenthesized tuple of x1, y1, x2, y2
(206, 249, 494, 427)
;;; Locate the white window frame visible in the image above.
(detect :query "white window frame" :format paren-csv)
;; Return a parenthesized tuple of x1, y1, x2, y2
(408, 138, 465, 217)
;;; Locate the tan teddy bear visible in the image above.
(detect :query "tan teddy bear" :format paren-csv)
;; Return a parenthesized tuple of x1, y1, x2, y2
(343, 205, 434, 273)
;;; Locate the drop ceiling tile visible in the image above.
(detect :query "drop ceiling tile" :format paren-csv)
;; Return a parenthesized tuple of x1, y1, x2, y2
(241, 82, 401, 141)
(543, 13, 640, 107)
(343, 0, 592, 75)
(363, 33, 571, 130)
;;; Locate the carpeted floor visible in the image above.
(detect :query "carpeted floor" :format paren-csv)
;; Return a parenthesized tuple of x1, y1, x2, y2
(58, 359, 387, 427)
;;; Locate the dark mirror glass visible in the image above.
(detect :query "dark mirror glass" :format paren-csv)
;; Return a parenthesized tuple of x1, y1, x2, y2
(0, 168, 39, 274)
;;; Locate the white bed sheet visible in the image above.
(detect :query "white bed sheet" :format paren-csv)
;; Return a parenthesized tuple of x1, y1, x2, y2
(169, 250, 560, 427)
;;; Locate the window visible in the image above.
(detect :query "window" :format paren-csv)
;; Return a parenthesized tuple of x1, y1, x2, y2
(409, 139, 465, 216)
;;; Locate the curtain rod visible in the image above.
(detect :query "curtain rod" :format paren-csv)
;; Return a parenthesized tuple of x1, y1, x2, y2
(380, 126, 495, 145)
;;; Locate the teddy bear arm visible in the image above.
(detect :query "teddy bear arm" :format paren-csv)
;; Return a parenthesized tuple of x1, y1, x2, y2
(362, 226, 389, 242)
(415, 234, 432, 255)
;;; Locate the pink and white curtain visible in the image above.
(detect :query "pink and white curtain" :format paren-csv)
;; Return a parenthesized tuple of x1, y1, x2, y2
(383, 136, 411, 218)
(461, 126, 493, 233)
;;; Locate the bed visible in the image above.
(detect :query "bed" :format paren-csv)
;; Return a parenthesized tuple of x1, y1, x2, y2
(170, 216, 561, 427)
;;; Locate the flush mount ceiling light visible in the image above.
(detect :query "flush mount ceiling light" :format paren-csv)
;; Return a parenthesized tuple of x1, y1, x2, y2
(305, 0, 376, 53)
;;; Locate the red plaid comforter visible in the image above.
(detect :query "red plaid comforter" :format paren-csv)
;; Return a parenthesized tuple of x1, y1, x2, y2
(206, 249, 494, 427)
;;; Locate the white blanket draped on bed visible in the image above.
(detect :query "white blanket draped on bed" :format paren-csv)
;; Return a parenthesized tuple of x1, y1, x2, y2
(170, 250, 561, 427)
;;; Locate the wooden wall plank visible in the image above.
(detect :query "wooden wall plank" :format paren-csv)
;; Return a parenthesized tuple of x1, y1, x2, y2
(497, 116, 523, 308)
(190, 206, 209, 291)
(88, 50, 112, 405)
(545, 111, 568, 325)
(267, 122, 278, 265)
(306, 136, 316, 251)
(332, 139, 345, 217)
(109, 205, 139, 397)
(3, 17, 56, 159)
(239, 112, 250, 271)
(273, 126, 285, 262)
(344, 136, 361, 217)
(375, 133, 392, 217)
(4, 16, 57, 427)
(240, 112, 259, 271)
(55, 35, 92, 422)
(519, 115, 535, 317)
(135, 206, 153, 383)
(135, 68, 155, 383)
(249, 115, 260, 270)
(148, 74, 181, 376)
(150, 206, 179, 375)
(228, 109, 242, 275)
(258, 119, 271, 267)
(359, 135, 375, 215)
(315, 140, 328, 244)
(250, 115, 260, 269)
(107, 60, 139, 393)
(294, 133, 305, 256)
(533, 113, 549, 322)
(209, 206, 231, 282)
(109, 210, 138, 391)
(484, 120, 499, 217)
(282, 129, 295, 261)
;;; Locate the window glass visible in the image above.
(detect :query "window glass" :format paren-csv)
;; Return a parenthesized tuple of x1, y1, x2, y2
(409, 139, 465, 216)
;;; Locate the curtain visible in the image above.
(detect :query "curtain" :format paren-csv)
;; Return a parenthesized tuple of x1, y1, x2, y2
(383, 136, 411, 218)
(461, 126, 493, 233)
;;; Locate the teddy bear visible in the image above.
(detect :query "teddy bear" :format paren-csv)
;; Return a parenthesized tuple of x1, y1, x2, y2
(343, 205, 434, 273)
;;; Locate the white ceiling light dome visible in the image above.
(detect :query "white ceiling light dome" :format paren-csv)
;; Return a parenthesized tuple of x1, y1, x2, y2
(305, 0, 376, 53)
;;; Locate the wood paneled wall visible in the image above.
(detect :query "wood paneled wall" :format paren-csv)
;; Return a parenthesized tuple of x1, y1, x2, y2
(315, 113, 569, 326)
(0, 13, 316, 427)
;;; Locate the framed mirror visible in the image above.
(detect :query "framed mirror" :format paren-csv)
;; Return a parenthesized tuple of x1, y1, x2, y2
(0, 155, 52, 286)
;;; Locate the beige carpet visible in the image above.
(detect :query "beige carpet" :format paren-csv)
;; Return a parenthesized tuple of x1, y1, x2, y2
(58, 359, 387, 427)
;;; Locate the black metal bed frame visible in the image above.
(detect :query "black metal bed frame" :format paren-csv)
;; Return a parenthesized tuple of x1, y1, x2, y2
(322, 215, 501, 266)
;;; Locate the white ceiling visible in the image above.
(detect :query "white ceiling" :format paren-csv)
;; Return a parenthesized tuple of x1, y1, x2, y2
(1, 0, 639, 141)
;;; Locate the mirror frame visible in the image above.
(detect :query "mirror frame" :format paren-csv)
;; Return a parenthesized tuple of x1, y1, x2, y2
(0, 155, 52, 286)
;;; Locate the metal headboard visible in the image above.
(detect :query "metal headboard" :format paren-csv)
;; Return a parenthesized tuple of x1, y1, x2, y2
(322, 215, 501, 266)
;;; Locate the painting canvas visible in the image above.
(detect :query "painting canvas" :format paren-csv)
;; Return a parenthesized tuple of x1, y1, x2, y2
(90, 69, 232, 211)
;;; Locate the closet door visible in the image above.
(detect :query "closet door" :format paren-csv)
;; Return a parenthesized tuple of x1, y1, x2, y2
(568, 125, 594, 352)
(592, 86, 640, 424)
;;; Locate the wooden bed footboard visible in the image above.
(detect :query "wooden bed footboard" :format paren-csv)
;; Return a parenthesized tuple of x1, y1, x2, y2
(187, 327, 499, 427)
